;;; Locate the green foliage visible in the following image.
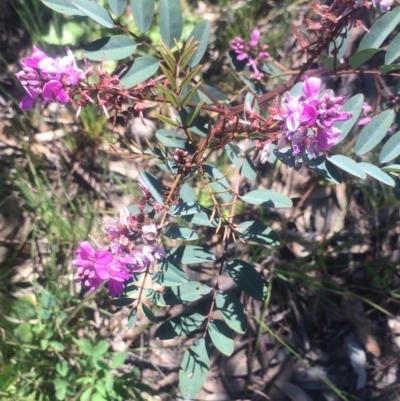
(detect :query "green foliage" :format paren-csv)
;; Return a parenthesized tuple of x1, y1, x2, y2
(179, 338, 210, 399)
(355, 110, 394, 155)
(83, 36, 137, 61)
(120, 57, 160, 89)
(159, 0, 183, 48)
(131, 0, 154, 33)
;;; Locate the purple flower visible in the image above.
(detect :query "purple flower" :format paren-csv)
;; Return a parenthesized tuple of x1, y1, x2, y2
(15, 47, 83, 110)
(269, 77, 352, 159)
(248, 29, 260, 48)
(72, 241, 133, 297)
(230, 29, 269, 81)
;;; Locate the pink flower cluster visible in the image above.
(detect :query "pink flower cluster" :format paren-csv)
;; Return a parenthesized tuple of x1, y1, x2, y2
(258, 77, 352, 161)
(230, 29, 269, 80)
(73, 182, 166, 297)
(15, 47, 84, 110)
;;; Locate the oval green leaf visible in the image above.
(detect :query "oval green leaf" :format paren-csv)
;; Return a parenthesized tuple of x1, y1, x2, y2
(380, 130, 400, 163)
(355, 110, 394, 155)
(349, 48, 379, 69)
(208, 319, 234, 356)
(216, 292, 247, 334)
(71, 0, 114, 28)
(327, 155, 366, 179)
(226, 260, 264, 301)
(120, 56, 159, 89)
(182, 205, 219, 227)
(156, 129, 188, 148)
(188, 20, 211, 67)
(93, 340, 109, 357)
(179, 338, 210, 399)
(164, 226, 198, 241)
(128, 307, 138, 328)
(83, 36, 136, 61)
(155, 312, 204, 339)
(139, 171, 164, 204)
(159, 0, 183, 48)
(163, 281, 212, 304)
(166, 246, 216, 265)
(241, 189, 292, 208)
(141, 304, 158, 323)
(236, 220, 280, 246)
(334, 94, 364, 145)
(41, 0, 86, 15)
(358, 162, 395, 186)
(152, 259, 189, 286)
(226, 143, 257, 180)
(108, 0, 127, 17)
(385, 33, 400, 64)
(359, 8, 400, 51)
(131, 0, 154, 33)
(382, 164, 400, 173)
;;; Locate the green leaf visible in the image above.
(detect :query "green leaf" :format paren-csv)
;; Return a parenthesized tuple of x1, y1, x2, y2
(386, 33, 400, 64)
(359, 8, 400, 51)
(152, 259, 189, 286)
(204, 164, 232, 202)
(382, 164, 400, 173)
(169, 202, 202, 216)
(358, 162, 395, 186)
(226, 143, 257, 180)
(182, 205, 219, 227)
(163, 281, 212, 304)
(327, 155, 366, 179)
(111, 351, 127, 369)
(208, 319, 234, 356)
(290, 82, 303, 96)
(329, 27, 351, 60)
(108, 0, 127, 17)
(167, 246, 216, 264)
(93, 340, 109, 357)
(188, 20, 210, 67)
(131, 0, 154, 33)
(179, 338, 210, 399)
(141, 304, 158, 323)
(83, 36, 136, 61)
(77, 338, 94, 356)
(355, 110, 394, 155)
(236, 220, 280, 246)
(226, 260, 264, 301)
(198, 84, 228, 105)
(164, 226, 198, 241)
(155, 312, 205, 339)
(128, 307, 138, 328)
(156, 129, 188, 148)
(111, 297, 135, 307)
(303, 154, 342, 184)
(140, 171, 164, 203)
(379, 64, 400, 73)
(159, 0, 183, 48)
(334, 94, 364, 145)
(380, 130, 400, 163)
(349, 48, 379, 69)
(71, 0, 114, 28)
(241, 189, 292, 208)
(144, 289, 166, 306)
(180, 183, 196, 202)
(41, 0, 86, 16)
(216, 292, 247, 334)
(120, 56, 159, 89)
